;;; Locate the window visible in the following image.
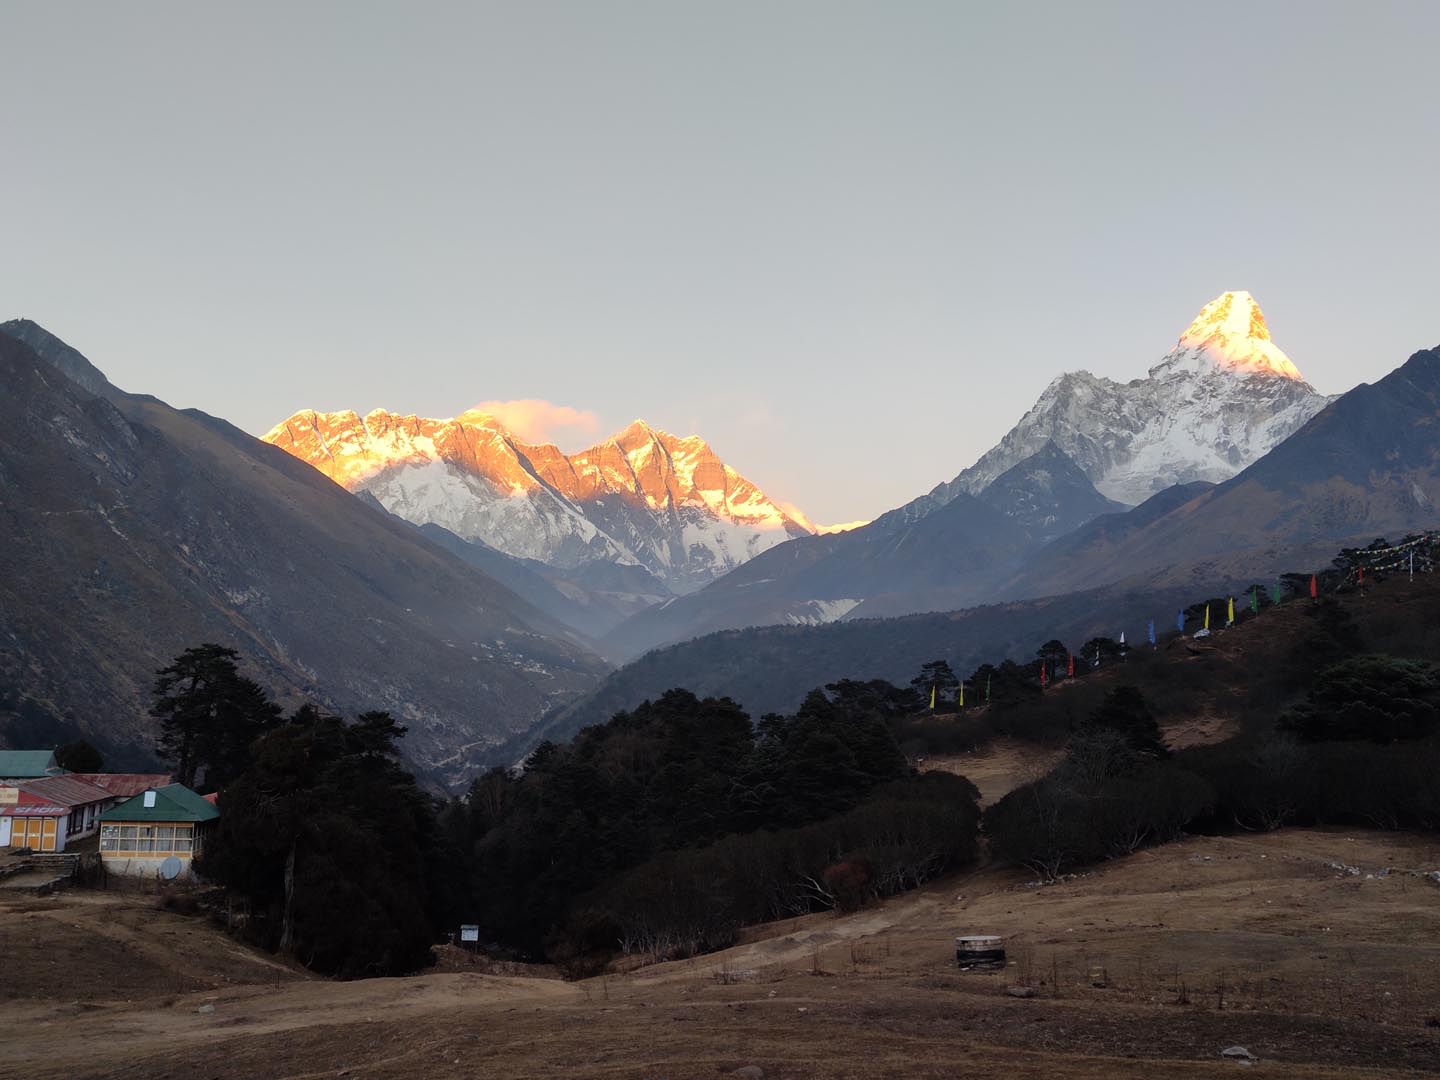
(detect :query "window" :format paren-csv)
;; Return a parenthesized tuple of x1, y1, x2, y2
(100, 821, 197, 855)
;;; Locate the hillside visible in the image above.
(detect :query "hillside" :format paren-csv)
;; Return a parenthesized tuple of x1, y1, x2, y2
(526, 532, 1440, 761)
(0, 322, 609, 786)
(529, 582, 1204, 754)
(6, 829, 1439, 1079)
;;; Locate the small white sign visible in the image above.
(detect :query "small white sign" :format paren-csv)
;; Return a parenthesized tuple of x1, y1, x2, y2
(0, 787, 18, 806)
(459, 925, 480, 943)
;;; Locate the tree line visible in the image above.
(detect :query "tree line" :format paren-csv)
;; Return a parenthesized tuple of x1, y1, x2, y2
(149, 648, 980, 977)
(147, 537, 1440, 978)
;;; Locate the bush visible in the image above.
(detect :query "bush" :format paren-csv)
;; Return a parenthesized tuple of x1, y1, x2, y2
(586, 771, 982, 962)
(985, 759, 1214, 879)
(1280, 655, 1440, 743)
(823, 860, 874, 912)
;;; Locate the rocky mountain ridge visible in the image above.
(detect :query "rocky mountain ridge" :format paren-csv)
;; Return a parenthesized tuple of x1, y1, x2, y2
(263, 409, 812, 593)
(938, 291, 1333, 507)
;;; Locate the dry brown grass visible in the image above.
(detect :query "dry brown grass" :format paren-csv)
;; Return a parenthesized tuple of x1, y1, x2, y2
(3, 828, 1440, 1078)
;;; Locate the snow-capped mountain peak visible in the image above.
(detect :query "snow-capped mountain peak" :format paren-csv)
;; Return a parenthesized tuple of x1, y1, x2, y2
(1157, 290, 1304, 380)
(939, 291, 1334, 507)
(263, 408, 814, 592)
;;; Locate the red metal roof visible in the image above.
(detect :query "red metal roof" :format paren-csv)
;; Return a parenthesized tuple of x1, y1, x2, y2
(19, 775, 114, 808)
(66, 773, 174, 798)
(0, 788, 67, 816)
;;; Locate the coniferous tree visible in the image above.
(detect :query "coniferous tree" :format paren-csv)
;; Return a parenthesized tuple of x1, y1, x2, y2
(151, 644, 280, 788)
(1081, 685, 1167, 758)
(909, 659, 959, 707)
(203, 704, 440, 977)
(54, 739, 103, 773)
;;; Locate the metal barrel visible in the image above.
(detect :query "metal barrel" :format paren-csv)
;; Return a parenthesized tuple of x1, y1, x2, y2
(955, 934, 1006, 970)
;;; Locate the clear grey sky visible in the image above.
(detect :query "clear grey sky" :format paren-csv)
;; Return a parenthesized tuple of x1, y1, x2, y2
(4, 1, 1437, 523)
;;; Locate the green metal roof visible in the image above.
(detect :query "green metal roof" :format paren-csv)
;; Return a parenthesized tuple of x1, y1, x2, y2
(101, 783, 219, 823)
(0, 750, 62, 779)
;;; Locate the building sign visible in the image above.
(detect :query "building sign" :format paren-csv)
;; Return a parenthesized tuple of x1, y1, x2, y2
(459, 924, 480, 943)
(0, 787, 17, 805)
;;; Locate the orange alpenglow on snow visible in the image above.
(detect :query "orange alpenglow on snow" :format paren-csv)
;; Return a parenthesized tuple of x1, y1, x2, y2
(1173, 291, 1305, 380)
(260, 409, 817, 589)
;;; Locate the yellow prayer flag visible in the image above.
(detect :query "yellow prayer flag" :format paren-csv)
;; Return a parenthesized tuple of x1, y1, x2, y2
(1204, 604, 1210, 630)
(1228, 596, 1235, 624)
(929, 684, 936, 710)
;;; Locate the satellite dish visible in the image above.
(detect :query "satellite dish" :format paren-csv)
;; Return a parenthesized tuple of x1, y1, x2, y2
(159, 855, 183, 880)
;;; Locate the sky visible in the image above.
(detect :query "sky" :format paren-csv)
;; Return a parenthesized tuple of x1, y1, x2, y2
(3, 2, 1438, 524)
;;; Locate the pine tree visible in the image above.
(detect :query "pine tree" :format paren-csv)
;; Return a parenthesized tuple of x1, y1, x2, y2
(909, 660, 959, 709)
(151, 644, 280, 788)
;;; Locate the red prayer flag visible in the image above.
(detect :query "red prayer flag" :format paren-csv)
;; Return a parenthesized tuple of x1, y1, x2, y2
(1067, 653, 1074, 677)
(1310, 574, 1318, 599)
(1039, 661, 1048, 687)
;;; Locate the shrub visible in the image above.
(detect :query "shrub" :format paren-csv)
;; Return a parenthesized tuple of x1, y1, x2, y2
(1280, 655, 1440, 743)
(823, 860, 874, 912)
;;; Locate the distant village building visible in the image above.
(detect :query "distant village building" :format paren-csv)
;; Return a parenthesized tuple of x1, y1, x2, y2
(0, 749, 67, 780)
(0, 776, 114, 851)
(99, 783, 219, 879)
(66, 773, 174, 799)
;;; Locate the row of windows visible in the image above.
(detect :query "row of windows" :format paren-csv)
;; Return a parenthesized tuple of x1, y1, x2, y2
(99, 823, 196, 854)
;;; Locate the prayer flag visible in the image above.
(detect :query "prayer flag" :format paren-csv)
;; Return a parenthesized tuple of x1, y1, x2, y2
(1177, 609, 1184, 633)
(1227, 596, 1235, 625)
(1067, 652, 1074, 677)
(929, 684, 936, 710)
(1251, 587, 1259, 615)
(1147, 619, 1156, 646)
(1204, 604, 1210, 631)
(1310, 574, 1318, 599)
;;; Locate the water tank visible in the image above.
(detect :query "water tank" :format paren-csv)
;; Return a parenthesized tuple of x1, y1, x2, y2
(955, 934, 1006, 970)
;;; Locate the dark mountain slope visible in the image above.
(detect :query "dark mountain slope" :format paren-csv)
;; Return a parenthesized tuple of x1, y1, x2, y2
(524, 581, 1199, 754)
(977, 440, 1127, 543)
(610, 443, 1115, 656)
(0, 322, 608, 787)
(415, 522, 668, 657)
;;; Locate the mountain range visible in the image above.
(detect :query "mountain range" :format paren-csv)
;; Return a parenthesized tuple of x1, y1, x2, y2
(0, 320, 608, 787)
(262, 409, 814, 595)
(5, 290, 1435, 786)
(542, 341, 1440, 741)
(604, 292, 1335, 656)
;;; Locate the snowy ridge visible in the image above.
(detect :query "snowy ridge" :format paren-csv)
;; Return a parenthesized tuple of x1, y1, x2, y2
(945, 292, 1333, 506)
(263, 410, 814, 592)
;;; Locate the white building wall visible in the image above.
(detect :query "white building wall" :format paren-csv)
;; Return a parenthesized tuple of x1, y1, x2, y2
(101, 854, 198, 879)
